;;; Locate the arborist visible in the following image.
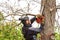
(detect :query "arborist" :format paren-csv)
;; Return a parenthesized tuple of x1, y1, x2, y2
(19, 14, 45, 40)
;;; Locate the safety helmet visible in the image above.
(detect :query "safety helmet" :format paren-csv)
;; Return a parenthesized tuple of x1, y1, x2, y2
(23, 16, 29, 20)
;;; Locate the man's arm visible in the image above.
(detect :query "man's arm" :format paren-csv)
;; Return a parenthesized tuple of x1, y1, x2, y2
(30, 16, 36, 24)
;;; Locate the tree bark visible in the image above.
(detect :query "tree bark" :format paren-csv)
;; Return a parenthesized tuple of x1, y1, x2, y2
(40, 0, 56, 40)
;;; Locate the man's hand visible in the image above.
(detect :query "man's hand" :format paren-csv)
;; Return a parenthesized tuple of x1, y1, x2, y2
(41, 18, 45, 24)
(36, 14, 42, 18)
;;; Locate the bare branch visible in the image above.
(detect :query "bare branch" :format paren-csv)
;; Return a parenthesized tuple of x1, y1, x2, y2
(4, 14, 22, 17)
(32, 0, 41, 4)
(56, 5, 60, 9)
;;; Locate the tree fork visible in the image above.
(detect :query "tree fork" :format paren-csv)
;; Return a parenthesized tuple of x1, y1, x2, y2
(40, 0, 56, 40)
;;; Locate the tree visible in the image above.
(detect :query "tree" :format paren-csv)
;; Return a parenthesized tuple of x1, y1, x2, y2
(40, 0, 56, 40)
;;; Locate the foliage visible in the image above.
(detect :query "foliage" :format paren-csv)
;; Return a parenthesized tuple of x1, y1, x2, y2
(55, 33, 60, 40)
(37, 33, 41, 40)
(0, 12, 4, 21)
(0, 22, 25, 40)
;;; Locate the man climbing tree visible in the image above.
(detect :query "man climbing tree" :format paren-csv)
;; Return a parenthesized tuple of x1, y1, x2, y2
(19, 14, 45, 40)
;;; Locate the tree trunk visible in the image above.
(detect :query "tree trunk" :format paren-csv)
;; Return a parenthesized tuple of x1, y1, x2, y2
(40, 0, 56, 40)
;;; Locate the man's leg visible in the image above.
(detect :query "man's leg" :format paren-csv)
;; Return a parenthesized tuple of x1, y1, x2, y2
(26, 35, 37, 40)
(32, 35, 37, 40)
